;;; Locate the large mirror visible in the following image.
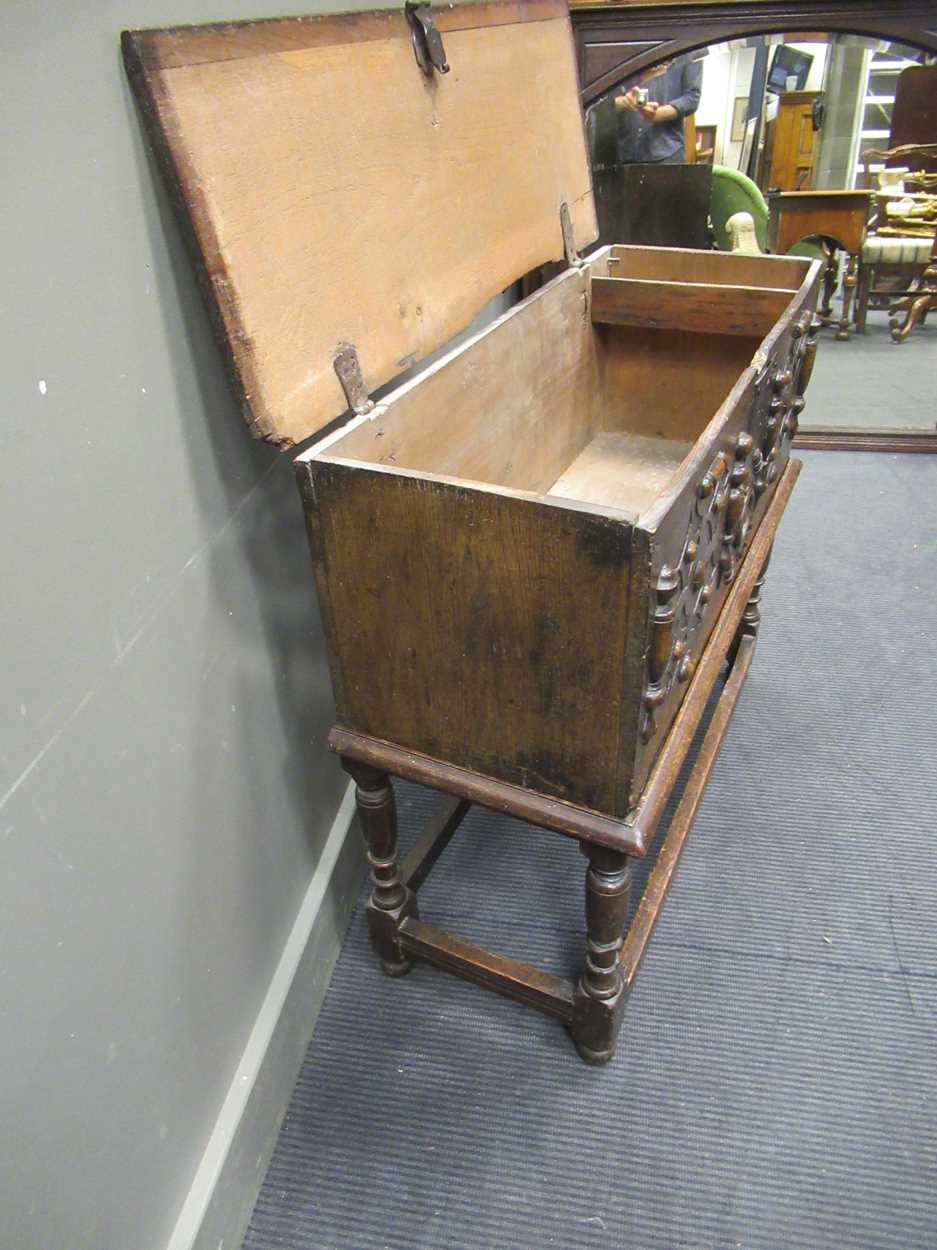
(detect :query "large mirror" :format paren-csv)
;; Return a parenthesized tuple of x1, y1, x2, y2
(582, 32, 937, 448)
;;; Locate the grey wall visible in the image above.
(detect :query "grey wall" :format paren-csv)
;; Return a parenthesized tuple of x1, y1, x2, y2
(0, 3, 420, 1248)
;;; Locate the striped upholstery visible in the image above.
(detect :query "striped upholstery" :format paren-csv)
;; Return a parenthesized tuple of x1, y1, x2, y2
(862, 235, 934, 264)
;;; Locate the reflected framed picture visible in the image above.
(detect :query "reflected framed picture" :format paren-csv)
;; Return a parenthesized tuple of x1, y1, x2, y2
(731, 96, 748, 143)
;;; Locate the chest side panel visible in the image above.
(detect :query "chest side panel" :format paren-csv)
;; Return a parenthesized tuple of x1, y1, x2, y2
(299, 460, 635, 815)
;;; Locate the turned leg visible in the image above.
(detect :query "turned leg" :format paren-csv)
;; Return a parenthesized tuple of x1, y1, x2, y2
(727, 545, 772, 670)
(741, 547, 770, 639)
(570, 844, 631, 1065)
(836, 253, 858, 341)
(819, 242, 837, 320)
(342, 759, 417, 976)
(854, 259, 871, 334)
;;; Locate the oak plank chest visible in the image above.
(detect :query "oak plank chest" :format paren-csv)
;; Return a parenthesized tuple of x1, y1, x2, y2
(124, 1, 821, 1063)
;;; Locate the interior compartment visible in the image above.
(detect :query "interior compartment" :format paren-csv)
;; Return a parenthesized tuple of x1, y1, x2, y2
(545, 431, 692, 516)
(323, 247, 809, 518)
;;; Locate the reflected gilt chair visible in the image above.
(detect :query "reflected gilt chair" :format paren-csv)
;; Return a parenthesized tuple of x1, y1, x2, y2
(856, 144, 937, 341)
(855, 234, 936, 339)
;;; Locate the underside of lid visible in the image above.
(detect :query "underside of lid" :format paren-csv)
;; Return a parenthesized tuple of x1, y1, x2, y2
(122, 2, 598, 447)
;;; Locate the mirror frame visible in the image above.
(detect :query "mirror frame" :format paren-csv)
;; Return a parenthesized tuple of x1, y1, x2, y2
(571, 0, 937, 453)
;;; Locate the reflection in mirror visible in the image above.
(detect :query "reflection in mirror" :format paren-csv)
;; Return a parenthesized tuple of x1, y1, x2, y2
(584, 35, 937, 439)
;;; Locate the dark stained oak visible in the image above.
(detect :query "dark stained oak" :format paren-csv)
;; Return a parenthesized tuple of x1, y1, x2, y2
(126, 2, 821, 1064)
(330, 727, 649, 855)
(400, 796, 471, 892)
(303, 254, 819, 825)
(627, 460, 800, 855)
(334, 465, 801, 1063)
(570, 845, 632, 1064)
(570, 2, 937, 108)
(329, 456, 803, 864)
(355, 500, 791, 1063)
(307, 461, 641, 819)
(620, 632, 756, 992)
(342, 759, 417, 977)
(398, 919, 576, 1021)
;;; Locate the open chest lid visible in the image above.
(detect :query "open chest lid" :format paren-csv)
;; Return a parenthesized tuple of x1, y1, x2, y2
(123, 1, 598, 448)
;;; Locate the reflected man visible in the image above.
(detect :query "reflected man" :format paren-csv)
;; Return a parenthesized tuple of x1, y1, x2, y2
(615, 58, 703, 165)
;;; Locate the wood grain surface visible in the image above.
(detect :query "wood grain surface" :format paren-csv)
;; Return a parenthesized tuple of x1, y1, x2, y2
(301, 457, 642, 815)
(300, 249, 819, 819)
(324, 457, 801, 851)
(327, 726, 651, 852)
(591, 275, 796, 338)
(606, 243, 808, 290)
(328, 253, 767, 484)
(547, 431, 693, 514)
(330, 266, 603, 495)
(768, 191, 873, 254)
(398, 918, 576, 1019)
(123, 3, 597, 447)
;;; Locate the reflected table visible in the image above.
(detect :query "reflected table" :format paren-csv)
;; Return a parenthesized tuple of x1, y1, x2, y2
(768, 190, 873, 341)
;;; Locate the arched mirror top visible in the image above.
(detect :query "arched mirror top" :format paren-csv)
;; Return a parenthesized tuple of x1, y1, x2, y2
(573, 11, 937, 449)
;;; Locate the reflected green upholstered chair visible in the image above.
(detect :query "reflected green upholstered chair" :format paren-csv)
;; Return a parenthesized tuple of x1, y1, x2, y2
(710, 166, 824, 261)
(711, 162, 829, 336)
(710, 166, 770, 253)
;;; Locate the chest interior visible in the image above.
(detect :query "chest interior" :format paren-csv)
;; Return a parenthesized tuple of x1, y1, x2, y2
(320, 246, 808, 519)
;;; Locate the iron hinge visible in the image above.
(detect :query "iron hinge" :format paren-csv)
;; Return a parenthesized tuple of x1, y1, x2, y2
(333, 343, 375, 416)
(405, 3, 450, 77)
(560, 201, 586, 269)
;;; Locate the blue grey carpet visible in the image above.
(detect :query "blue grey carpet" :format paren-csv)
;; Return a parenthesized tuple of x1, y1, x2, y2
(807, 308, 935, 430)
(243, 450, 937, 1250)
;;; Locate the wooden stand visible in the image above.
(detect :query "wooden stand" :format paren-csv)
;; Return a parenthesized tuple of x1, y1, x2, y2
(334, 460, 800, 1065)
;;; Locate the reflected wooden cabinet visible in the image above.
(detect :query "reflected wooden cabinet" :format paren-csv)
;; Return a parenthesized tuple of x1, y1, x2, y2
(764, 91, 821, 191)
